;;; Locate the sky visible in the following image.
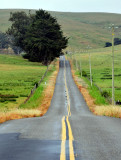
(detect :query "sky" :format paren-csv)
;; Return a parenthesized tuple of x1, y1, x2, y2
(1, 0, 121, 14)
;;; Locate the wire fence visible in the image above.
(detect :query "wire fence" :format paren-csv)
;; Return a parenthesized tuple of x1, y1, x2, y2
(69, 52, 120, 104)
(23, 66, 49, 104)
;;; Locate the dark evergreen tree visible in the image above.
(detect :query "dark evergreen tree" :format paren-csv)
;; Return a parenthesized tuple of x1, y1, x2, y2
(24, 10, 68, 65)
(7, 10, 68, 65)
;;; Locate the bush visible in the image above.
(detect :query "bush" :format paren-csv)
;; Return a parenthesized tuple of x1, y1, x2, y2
(82, 70, 87, 77)
(101, 90, 110, 98)
(105, 38, 121, 47)
(105, 42, 112, 47)
(20, 94, 28, 97)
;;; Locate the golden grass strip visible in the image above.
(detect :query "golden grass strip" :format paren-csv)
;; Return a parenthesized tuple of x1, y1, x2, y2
(95, 105, 121, 118)
(0, 109, 41, 123)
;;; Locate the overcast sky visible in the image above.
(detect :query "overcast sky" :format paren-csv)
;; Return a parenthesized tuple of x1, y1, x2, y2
(1, 0, 121, 14)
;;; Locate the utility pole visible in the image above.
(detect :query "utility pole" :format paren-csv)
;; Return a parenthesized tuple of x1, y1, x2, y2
(74, 51, 78, 70)
(89, 51, 92, 86)
(88, 45, 92, 86)
(80, 59, 82, 77)
(76, 58, 78, 70)
(112, 25, 115, 105)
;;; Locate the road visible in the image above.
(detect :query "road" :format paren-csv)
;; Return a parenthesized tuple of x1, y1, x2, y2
(0, 56, 121, 160)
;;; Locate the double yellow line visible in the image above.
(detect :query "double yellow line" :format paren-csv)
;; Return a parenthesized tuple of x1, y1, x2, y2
(60, 116, 75, 160)
(60, 59, 75, 160)
(64, 59, 71, 116)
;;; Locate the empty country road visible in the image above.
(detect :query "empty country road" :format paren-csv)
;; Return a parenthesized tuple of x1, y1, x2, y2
(0, 56, 121, 160)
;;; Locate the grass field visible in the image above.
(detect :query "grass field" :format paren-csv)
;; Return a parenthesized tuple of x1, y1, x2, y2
(1, 9, 121, 119)
(0, 54, 48, 112)
(69, 44, 121, 103)
(0, 9, 121, 49)
(19, 63, 56, 110)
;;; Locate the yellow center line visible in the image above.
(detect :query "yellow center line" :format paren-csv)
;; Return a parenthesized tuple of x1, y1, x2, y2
(66, 116, 75, 160)
(69, 140, 75, 160)
(66, 116, 74, 141)
(62, 116, 66, 141)
(64, 60, 71, 117)
(60, 141, 66, 160)
(60, 59, 75, 160)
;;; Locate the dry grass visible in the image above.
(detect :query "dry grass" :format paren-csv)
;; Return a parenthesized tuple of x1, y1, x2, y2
(70, 60, 121, 118)
(94, 105, 121, 118)
(0, 109, 42, 123)
(0, 60, 59, 123)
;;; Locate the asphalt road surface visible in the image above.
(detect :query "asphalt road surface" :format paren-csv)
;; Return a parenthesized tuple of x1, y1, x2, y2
(0, 56, 121, 160)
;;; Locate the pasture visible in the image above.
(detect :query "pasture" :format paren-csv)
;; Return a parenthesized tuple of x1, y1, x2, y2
(0, 54, 47, 112)
(69, 45, 121, 103)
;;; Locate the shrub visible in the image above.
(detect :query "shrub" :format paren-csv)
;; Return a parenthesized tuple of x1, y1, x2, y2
(101, 90, 110, 98)
(82, 70, 87, 77)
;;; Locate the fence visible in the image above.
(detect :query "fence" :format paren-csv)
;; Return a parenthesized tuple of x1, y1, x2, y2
(71, 57, 112, 104)
(23, 66, 49, 104)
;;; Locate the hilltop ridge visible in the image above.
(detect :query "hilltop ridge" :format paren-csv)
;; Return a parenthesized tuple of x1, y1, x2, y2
(0, 9, 121, 49)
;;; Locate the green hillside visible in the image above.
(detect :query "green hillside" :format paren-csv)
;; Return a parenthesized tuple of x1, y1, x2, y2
(0, 9, 121, 49)
(69, 44, 121, 103)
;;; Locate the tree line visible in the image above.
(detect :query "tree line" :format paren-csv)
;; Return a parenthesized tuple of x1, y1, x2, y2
(105, 38, 121, 47)
(7, 9, 68, 65)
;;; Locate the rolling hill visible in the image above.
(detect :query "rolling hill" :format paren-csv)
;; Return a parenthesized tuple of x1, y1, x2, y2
(0, 9, 121, 50)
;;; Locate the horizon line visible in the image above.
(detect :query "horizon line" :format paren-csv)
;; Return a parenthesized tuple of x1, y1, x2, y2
(0, 8, 121, 15)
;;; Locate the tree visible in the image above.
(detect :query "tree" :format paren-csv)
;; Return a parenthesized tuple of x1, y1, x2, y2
(7, 11, 32, 51)
(12, 46, 23, 54)
(0, 32, 9, 49)
(105, 38, 121, 47)
(105, 42, 112, 47)
(114, 38, 121, 45)
(7, 10, 68, 65)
